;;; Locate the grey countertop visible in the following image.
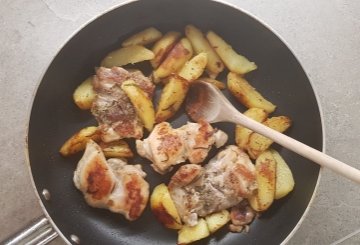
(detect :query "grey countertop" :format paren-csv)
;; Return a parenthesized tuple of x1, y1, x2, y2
(1, 0, 359, 244)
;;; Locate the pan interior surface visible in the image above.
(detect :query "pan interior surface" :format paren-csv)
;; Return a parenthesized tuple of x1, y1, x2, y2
(27, 0, 322, 244)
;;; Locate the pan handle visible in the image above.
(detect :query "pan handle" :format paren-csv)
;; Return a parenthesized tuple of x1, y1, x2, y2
(2, 216, 58, 245)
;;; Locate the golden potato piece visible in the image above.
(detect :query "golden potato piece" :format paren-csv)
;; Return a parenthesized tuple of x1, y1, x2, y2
(227, 72, 276, 113)
(59, 126, 100, 156)
(205, 210, 230, 234)
(73, 76, 96, 110)
(121, 80, 155, 131)
(235, 108, 268, 150)
(199, 77, 226, 90)
(99, 140, 133, 158)
(150, 31, 181, 68)
(153, 38, 193, 82)
(178, 52, 208, 81)
(122, 27, 162, 47)
(185, 25, 224, 78)
(270, 149, 295, 199)
(248, 150, 276, 211)
(247, 116, 292, 159)
(101, 45, 154, 68)
(155, 75, 189, 123)
(150, 184, 182, 230)
(206, 31, 257, 74)
(178, 219, 210, 244)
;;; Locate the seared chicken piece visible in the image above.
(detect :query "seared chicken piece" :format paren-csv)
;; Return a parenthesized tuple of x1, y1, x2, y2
(168, 146, 257, 226)
(136, 120, 228, 174)
(91, 67, 155, 142)
(74, 140, 149, 220)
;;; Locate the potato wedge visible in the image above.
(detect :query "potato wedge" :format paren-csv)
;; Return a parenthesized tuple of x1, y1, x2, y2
(151, 184, 182, 229)
(150, 31, 181, 68)
(98, 140, 133, 158)
(73, 76, 96, 110)
(155, 75, 189, 123)
(227, 72, 276, 113)
(178, 52, 208, 81)
(247, 116, 292, 159)
(185, 25, 224, 78)
(205, 210, 230, 234)
(122, 27, 162, 47)
(207, 31, 257, 74)
(59, 126, 100, 156)
(235, 108, 268, 150)
(153, 38, 193, 82)
(101, 45, 154, 68)
(270, 149, 295, 199)
(121, 80, 155, 131)
(178, 219, 210, 244)
(248, 150, 276, 211)
(199, 77, 226, 90)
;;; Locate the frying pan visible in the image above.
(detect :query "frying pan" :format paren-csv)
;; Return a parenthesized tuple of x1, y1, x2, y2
(6, 0, 323, 244)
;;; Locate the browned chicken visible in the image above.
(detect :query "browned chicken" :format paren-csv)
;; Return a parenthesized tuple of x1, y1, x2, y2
(91, 67, 155, 142)
(168, 146, 257, 226)
(73, 140, 149, 221)
(136, 120, 228, 174)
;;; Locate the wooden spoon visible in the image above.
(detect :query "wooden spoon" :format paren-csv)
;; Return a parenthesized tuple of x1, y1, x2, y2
(186, 81, 360, 184)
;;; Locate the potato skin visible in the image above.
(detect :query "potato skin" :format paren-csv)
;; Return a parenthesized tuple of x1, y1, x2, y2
(122, 27, 162, 47)
(150, 184, 182, 229)
(153, 38, 193, 82)
(227, 72, 276, 113)
(155, 75, 189, 123)
(248, 150, 276, 212)
(151, 31, 181, 68)
(59, 126, 100, 156)
(247, 116, 292, 159)
(101, 45, 154, 68)
(121, 80, 155, 131)
(73, 76, 96, 110)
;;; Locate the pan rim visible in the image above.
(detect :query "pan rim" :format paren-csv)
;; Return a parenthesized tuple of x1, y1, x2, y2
(24, 0, 324, 244)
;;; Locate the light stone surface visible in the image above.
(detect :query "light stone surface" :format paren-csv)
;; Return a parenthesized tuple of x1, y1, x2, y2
(0, 0, 359, 244)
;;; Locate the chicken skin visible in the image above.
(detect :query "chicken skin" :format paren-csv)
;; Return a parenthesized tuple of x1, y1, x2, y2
(168, 146, 257, 226)
(73, 140, 149, 221)
(136, 121, 228, 174)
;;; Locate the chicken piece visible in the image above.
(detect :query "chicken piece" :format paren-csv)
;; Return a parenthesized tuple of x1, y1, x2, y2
(168, 146, 257, 226)
(91, 67, 155, 142)
(74, 140, 149, 221)
(136, 121, 228, 174)
(229, 200, 256, 233)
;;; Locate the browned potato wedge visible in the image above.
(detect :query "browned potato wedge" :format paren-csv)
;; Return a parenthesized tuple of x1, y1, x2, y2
(59, 126, 100, 156)
(185, 25, 224, 78)
(178, 219, 210, 244)
(73, 76, 96, 110)
(270, 149, 295, 199)
(150, 31, 181, 68)
(227, 72, 276, 113)
(247, 116, 292, 159)
(235, 108, 268, 149)
(121, 80, 155, 131)
(101, 45, 154, 68)
(122, 27, 162, 47)
(248, 150, 276, 211)
(153, 38, 193, 83)
(205, 210, 230, 234)
(150, 184, 182, 229)
(99, 140, 133, 158)
(207, 31, 257, 74)
(178, 52, 208, 81)
(199, 77, 226, 90)
(155, 75, 189, 123)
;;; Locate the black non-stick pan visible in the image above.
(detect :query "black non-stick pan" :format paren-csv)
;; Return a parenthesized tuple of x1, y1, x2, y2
(13, 0, 324, 244)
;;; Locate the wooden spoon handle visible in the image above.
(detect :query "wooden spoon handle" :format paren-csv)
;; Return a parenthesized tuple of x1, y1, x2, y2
(231, 113, 360, 184)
